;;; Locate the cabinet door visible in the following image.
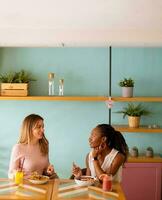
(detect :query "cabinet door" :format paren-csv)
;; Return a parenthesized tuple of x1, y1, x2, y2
(121, 163, 162, 200)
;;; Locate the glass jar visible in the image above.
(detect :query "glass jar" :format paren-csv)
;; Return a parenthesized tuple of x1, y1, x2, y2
(59, 79, 64, 96)
(48, 73, 55, 96)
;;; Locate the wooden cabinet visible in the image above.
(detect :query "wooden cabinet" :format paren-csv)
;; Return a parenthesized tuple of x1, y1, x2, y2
(121, 157, 162, 200)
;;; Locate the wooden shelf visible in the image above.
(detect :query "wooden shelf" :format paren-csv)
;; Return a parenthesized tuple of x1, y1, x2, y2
(113, 125, 162, 133)
(127, 155, 162, 163)
(111, 96, 162, 102)
(1, 96, 162, 102)
(0, 96, 108, 101)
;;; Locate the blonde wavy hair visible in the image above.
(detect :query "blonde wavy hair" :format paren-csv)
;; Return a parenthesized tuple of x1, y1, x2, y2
(18, 114, 49, 155)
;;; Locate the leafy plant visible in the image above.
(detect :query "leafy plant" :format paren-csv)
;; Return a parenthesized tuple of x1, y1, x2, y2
(116, 103, 151, 118)
(118, 78, 134, 87)
(0, 70, 36, 83)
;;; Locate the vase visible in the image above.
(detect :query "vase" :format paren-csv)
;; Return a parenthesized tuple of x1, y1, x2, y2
(122, 87, 133, 97)
(128, 116, 140, 128)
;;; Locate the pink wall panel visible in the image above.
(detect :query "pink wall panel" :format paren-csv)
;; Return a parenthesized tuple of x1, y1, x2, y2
(121, 163, 162, 200)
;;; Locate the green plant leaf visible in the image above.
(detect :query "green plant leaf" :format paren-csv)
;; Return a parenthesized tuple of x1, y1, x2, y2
(118, 77, 134, 87)
(115, 103, 151, 118)
(0, 70, 36, 83)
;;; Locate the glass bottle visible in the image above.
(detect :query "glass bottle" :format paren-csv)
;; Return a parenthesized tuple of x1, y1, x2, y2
(48, 73, 55, 96)
(59, 79, 64, 96)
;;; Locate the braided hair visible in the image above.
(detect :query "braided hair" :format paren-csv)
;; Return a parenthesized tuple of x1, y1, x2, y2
(96, 124, 129, 162)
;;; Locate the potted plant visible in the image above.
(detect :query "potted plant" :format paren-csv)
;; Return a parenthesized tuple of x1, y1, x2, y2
(0, 70, 36, 96)
(118, 78, 134, 97)
(130, 146, 139, 157)
(116, 103, 151, 128)
(145, 147, 154, 157)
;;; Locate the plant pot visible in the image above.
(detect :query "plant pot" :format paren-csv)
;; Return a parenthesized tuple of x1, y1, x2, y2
(1, 83, 28, 96)
(146, 147, 154, 157)
(130, 147, 139, 157)
(128, 116, 140, 128)
(122, 87, 133, 97)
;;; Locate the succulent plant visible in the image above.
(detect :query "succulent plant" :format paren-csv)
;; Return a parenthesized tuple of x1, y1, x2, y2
(0, 70, 36, 83)
(119, 78, 134, 87)
(116, 103, 151, 118)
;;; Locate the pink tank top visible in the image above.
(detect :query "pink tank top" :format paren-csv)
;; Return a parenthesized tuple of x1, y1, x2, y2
(8, 143, 49, 178)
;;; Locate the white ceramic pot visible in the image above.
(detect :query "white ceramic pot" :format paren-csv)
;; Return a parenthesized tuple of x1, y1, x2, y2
(122, 87, 133, 97)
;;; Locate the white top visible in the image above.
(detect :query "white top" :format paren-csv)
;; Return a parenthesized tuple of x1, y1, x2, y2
(88, 148, 122, 182)
(8, 144, 49, 179)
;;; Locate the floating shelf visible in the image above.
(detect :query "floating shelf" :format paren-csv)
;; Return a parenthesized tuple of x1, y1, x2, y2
(127, 155, 162, 163)
(0, 96, 108, 101)
(1, 96, 162, 102)
(111, 97, 162, 102)
(113, 125, 162, 133)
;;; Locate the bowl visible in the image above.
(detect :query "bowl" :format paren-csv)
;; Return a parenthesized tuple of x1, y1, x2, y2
(28, 175, 49, 184)
(74, 176, 95, 186)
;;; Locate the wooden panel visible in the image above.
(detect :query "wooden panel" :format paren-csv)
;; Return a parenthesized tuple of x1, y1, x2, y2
(127, 156, 162, 163)
(1, 90, 28, 96)
(0, 178, 54, 200)
(52, 179, 126, 200)
(112, 97, 162, 102)
(122, 163, 162, 200)
(1, 83, 28, 90)
(113, 125, 162, 133)
(0, 96, 107, 101)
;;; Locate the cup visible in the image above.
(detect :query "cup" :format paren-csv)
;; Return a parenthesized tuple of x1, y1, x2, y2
(15, 171, 24, 184)
(102, 174, 112, 192)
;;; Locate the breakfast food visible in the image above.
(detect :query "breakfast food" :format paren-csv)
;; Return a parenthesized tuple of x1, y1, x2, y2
(75, 176, 96, 186)
(80, 176, 94, 181)
(29, 171, 48, 181)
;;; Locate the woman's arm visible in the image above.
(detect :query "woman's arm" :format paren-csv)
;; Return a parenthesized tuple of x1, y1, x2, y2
(8, 144, 22, 178)
(85, 153, 91, 176)
(106, 153, 125, 175)
(93, 153, 125, 179)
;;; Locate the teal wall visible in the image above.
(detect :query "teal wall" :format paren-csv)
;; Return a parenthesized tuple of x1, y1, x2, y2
(0, 47, 162, 178)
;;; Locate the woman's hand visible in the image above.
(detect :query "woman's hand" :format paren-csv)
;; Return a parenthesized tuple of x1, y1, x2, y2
(92, 142, 106, 158)
(72, 162, 82, 178)
(46, 164, 54, 176)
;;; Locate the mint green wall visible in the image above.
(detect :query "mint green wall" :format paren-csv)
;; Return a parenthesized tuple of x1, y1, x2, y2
(0, 47, 162, 178)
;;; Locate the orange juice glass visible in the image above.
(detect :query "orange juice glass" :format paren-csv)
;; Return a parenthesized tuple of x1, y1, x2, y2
(15, 171, 24, 184)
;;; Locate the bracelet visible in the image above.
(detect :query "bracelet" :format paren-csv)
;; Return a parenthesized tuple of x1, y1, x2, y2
(92, 156, 98, 161)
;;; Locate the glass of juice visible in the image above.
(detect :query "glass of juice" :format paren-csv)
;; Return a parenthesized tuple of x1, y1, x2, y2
(15, 171, 24, 184)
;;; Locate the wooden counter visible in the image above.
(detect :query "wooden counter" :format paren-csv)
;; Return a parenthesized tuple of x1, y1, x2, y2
(127, 155, 162, 163)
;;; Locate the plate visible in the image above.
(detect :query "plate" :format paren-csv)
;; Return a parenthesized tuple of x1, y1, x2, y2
(28, 175, 49, 184)
(74, 176, 95, 186)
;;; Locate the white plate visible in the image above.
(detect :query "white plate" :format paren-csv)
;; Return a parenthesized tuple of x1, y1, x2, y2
(28, 175, 49, 184)
(74, 176, 95, 186)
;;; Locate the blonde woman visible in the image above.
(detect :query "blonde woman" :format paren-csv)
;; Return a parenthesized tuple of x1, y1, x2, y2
(8, 114, 57, 179)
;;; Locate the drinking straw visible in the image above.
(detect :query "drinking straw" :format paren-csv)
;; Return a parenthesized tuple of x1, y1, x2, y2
(20, 157, 25, 171)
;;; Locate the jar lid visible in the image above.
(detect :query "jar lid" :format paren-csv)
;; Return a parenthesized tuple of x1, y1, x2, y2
(59, 79, 64, 84)
(48, 73, 54, 80)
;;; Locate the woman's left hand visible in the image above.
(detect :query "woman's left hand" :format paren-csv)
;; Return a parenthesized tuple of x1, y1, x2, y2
(92, 142, 105, 158)
(46, 164, 54, 175)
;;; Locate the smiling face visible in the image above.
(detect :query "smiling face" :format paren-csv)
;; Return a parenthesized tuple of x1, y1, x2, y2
(32, 119, 44, 142)
(89, 127, 103, 148)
